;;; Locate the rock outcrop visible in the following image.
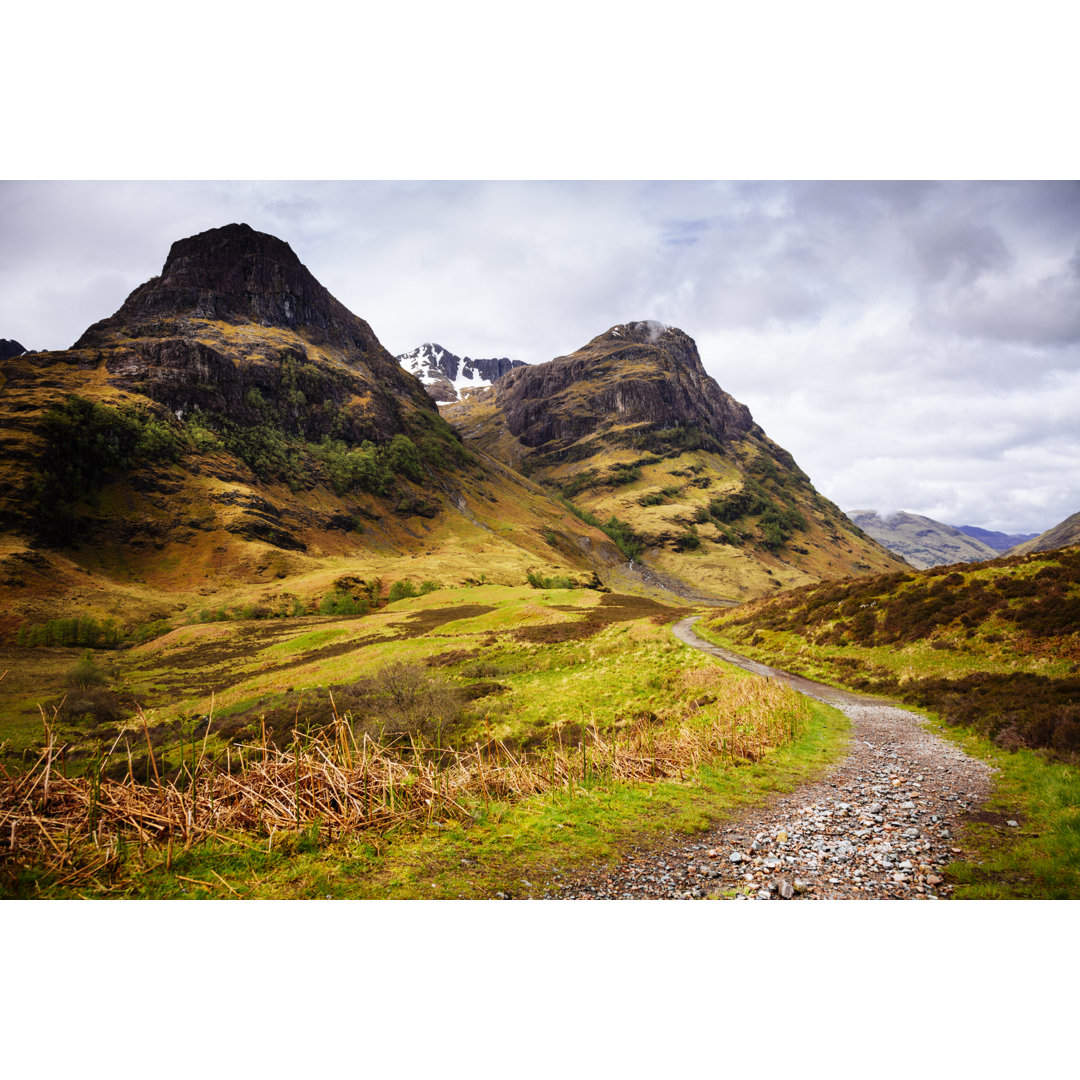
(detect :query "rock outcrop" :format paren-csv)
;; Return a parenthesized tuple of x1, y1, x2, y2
(447, 321, 755, 461)
(70, 223, 436, 443)
(0, 339, 27, 361)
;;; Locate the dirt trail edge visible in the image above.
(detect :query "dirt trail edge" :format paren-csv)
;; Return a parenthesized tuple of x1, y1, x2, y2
(547, 616, 994, 900)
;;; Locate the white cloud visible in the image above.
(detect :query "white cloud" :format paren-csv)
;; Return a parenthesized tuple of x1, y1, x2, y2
(1, 180, 1077, 534)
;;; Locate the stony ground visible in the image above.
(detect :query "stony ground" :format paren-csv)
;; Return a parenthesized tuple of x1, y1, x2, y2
(546, 619, 996, 901)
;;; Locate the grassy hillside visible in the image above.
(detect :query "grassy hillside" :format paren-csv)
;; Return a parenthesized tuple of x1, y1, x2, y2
(0, 585, 851, 898)
(695, 545, 1080, 898)
(0, 225, 634, 641)
(445, 324, 905, 601)
(699, 546, 1080, 757)
(1010, 510, 1080, 556)
(0, 373, 626, 643)
(552, 431, 905, 601)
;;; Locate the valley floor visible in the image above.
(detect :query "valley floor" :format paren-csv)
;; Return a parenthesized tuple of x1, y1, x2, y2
(553, 687, 995, 898)
(553, 619, 996, 899)
(552, 619, 1074, 900)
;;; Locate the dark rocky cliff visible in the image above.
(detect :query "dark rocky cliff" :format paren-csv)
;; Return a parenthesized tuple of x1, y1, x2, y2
(487, 321, 755, 455)
(67, 223, 436, 443)
(0, 339, 27, 362)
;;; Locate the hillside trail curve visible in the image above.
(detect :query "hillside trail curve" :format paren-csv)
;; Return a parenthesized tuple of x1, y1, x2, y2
(547, 616, 995, 900)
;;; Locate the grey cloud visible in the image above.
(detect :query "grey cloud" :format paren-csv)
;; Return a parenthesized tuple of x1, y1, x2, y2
(920, 268, 1080, 346)
(1, 180, 1077, 535)
(910, 219, 1012, 285)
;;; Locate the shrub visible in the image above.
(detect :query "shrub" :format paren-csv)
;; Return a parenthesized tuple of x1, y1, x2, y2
(386, 434, 425, 483)
(559, 469, 600, 498)
(708, 490, 763, 523)
(318, 591, 367, 616)
(317, 438, 393, 496)
(601, 515, 645, 561)
(58, 687, 126, 726)
(31, 396, 184, 543)
(68, 650, 106, 689)
(526, 571, 577, 589)
(387, 580, 419, 604)
(394, 494, 438, 518)
(674, 527, 700, 552)
(607, 463, 642, 487)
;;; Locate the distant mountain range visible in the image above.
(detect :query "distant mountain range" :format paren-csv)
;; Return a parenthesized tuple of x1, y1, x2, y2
(845, 509, 1070, 569)
(845, 510, 1002, 569)
(397, 343, 526, 403)
(953, 524, 1040, 551)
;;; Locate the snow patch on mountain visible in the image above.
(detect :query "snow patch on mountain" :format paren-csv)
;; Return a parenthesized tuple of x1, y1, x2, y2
(397, 343, 527, 403)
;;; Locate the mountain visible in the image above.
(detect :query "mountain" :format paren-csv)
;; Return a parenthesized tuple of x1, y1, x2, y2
(0, 225, 622, 636)
(1008, 511, 1080, 556)
(0, 339, 27, 361)
(846, 510, 999, 569)
(953, 524, 1040, 551)
(397, 343, 526, 403)
(444, 321, 906, 600)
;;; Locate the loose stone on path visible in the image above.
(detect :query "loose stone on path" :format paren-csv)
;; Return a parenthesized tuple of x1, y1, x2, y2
(546, 699, 994, 901)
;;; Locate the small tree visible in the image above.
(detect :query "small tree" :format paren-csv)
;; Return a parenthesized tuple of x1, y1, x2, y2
(68, 650, 106, 689)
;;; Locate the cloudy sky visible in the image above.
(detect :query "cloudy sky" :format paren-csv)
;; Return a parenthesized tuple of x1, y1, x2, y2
(2, 180, 1077, 535)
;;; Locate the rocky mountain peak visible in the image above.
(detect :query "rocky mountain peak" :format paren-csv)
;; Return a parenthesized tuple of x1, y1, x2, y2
(397, 342, 527, 403)
(0, 339, 27, 362)
(473, 322, 753, 455)
(49, 224, 438, 449)
(74, 223, 371, 354)
(595, 322, 708, 376)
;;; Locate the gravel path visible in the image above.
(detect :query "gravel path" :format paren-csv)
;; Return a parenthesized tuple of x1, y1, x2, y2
(547, 617, 996, 900)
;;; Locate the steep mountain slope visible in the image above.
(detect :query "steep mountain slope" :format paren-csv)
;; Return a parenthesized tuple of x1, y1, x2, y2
(444, 321, 906, 600)
(847, 510, 999, 569)
(0, 225, 621, 637)
(954, 524, 1039, 552)
(1009, 511, 1080, 556)
(397, 343, 526, 403)
(0, 339, 27, 361)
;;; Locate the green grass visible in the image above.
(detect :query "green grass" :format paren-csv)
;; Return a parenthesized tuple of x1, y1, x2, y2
(268, 627, 349, 653)
(5, 696, 850, 899)
(696, 612, 1080, 898)
(918, 713, 1080, 899)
